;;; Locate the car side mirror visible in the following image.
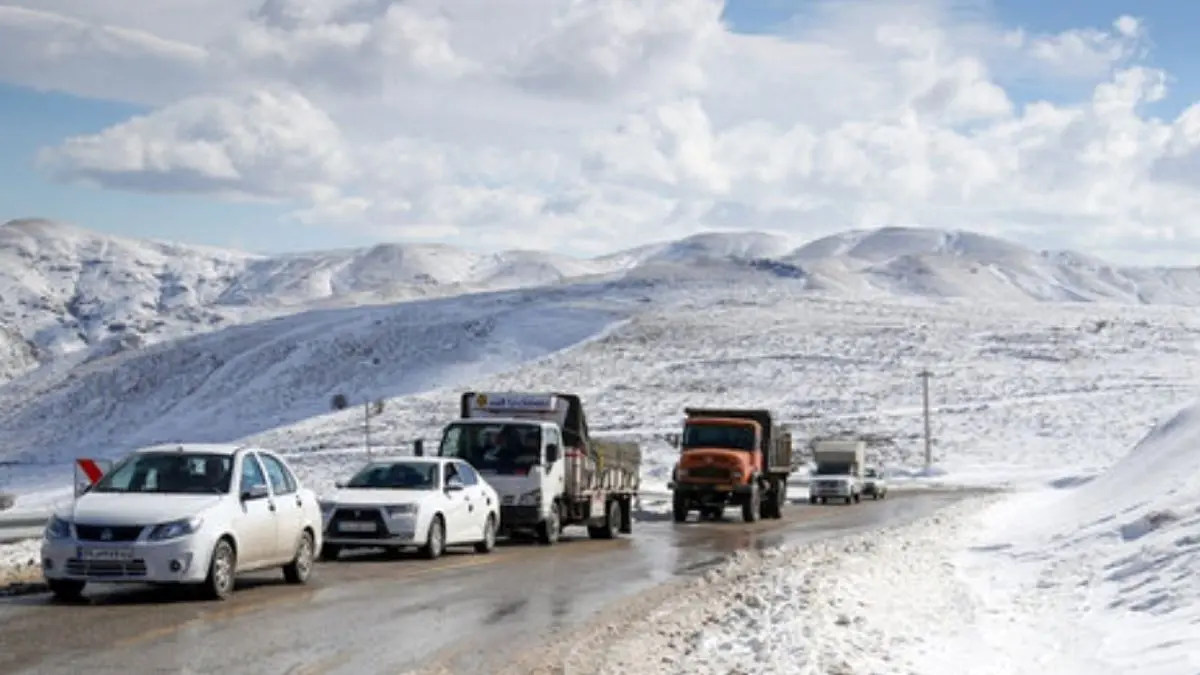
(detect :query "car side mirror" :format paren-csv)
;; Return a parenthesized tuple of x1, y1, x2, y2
(545, 444, 559, 464)
(241, 483, 270, 501)
(445, 477, 464, 492)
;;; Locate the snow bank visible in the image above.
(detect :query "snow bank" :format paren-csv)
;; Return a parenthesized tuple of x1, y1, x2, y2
(960, 399, 1200, 674)
(0, 286, 631, 470)
(558, 495, 1107, 675)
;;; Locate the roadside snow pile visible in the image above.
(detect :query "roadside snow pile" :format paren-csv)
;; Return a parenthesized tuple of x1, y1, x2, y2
(0, 539, 40, 588)
(961, 400, 1200, 675)
(572, 496, 1108, 675)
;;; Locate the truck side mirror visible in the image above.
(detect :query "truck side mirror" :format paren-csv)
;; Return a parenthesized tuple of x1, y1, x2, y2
(545, 444, 559, 464)
(413, 439, 424, 457)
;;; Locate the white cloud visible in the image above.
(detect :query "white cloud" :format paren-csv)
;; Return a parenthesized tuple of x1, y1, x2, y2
(38, 89, 352, 201)
(4, 0, 1200, 262)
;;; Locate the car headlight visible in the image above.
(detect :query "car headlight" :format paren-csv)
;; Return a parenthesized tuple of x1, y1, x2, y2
(147, 516, 203, 541)
(518, 489, 541, 506)
(44, 515, 71, 540)
(384, 504, 417, 516)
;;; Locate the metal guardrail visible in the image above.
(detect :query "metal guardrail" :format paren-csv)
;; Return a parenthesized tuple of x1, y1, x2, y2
(0, 510, 50, 544)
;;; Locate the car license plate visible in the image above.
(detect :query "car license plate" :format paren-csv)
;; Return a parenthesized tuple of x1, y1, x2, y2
(338, 521, 376, 533)
(77, 546, 134, 561)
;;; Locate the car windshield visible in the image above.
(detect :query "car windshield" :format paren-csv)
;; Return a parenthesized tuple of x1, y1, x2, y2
(92, 452, 233, 494)
(345, 461, 438, 490)
(439, 422, 542, 475)
(681, 423, 755, 451)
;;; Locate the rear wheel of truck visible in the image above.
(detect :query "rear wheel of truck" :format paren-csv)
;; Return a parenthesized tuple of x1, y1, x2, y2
(760, 479, 784, 519)
(742, 485, 761, 523)
(588, 499, 621, 540)
(537, 503, 561, 545)
(672, 493, 689, 523)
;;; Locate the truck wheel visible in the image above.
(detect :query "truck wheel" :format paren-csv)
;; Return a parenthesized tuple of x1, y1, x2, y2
(672, 494, 689, 523)
(761, 480, 784, 519)
(588, 499, 621, 540)
(537, 503, 561, 545)
(741, 486, 760, 523)
(808, 496, 817, 505)
(618, 497, 633, 534)
(853, 492, 861, 503)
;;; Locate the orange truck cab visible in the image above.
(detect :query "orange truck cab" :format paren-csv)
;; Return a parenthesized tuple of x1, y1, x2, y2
(668, 407, 792, 523)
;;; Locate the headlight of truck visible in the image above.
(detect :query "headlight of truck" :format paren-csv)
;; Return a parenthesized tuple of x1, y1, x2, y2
(518, 489, 541, 506)
(44, 515, 71, 540)
(147, 516, 203, 541)
(385, 504, 417, 516)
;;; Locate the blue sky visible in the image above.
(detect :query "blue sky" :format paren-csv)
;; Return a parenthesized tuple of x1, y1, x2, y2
(0, 0, 1195, 257)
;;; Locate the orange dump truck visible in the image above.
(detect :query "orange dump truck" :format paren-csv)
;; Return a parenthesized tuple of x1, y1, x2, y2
(668, 407, 792, 523)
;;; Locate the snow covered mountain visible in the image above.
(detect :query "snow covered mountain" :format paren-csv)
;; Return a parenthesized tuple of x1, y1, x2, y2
(2, 216, 1199, 390)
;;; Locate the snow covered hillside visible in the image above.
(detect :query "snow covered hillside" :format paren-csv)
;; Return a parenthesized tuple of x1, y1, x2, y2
(0, 218, 632, 379)
(5, 218, 1200, 388)
(236, 285, 1200, 497)
(785, 227, 1200, 303)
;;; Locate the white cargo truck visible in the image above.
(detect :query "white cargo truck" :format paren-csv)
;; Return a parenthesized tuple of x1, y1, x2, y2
(807, 439, 866, 504)
(434, 391, 640, 544)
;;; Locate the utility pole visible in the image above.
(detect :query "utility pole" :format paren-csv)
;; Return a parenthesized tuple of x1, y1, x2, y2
(918, 369, 933, 471)
(364, 399, 384, 461)
(364, 401, 372, 461)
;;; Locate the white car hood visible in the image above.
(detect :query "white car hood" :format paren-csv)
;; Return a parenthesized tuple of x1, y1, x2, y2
(326, 488, 434, 507)
(64, 493, 222, 526)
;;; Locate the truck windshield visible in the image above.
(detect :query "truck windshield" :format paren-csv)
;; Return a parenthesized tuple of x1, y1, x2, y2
(681, 424, 755, 451)
(439, 423, 542, 474)
(814, 463, 852, 475)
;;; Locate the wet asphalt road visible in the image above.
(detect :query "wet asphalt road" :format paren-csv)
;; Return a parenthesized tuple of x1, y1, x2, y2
(0, 491, 975, 675)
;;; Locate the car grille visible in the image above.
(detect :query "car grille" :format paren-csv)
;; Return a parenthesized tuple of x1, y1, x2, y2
(65, 559, 148, 578)
(328, 508, 390, 539)
(686, 466, 732, 480)
(816, 480, 842, 489)
(75, 524, 145, 542)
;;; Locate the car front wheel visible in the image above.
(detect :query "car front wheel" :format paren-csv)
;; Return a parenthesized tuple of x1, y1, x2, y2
(203, 538, 237, 600)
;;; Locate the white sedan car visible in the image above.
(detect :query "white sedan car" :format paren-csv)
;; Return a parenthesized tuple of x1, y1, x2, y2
(41, 443, 323, 601)
(319, 456, 499, 560)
